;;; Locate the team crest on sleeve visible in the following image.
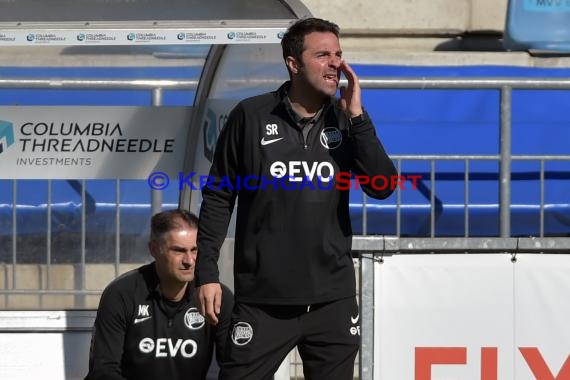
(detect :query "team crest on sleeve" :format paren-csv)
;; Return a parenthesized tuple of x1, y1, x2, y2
(231, 321, 253, 346)
(320, 127, 342, 150)
(184, 307, 205, 330)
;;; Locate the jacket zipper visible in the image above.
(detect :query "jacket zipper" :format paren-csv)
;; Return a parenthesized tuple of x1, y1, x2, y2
(300, 122, 312, 150)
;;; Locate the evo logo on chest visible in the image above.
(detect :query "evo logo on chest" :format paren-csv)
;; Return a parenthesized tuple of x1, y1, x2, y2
(139, 337, 198, 358)
(270, 160, 335, 182)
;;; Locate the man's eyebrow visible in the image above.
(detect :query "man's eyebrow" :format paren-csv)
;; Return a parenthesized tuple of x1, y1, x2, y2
(168, 244, 198, 251)
(169, 245, 188, 252)
(314, 49, 342, 55)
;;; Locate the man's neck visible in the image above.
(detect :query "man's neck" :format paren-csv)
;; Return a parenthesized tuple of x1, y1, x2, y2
(159, 282, 188, 302)
(287, 84, 327, 118)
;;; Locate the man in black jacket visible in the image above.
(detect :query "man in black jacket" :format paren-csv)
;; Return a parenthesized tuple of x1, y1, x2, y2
(85, 209, 232, 380)
(196, 17, 396, 380)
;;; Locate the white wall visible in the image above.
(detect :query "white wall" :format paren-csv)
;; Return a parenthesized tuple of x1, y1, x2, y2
(301, 0, 508, 34)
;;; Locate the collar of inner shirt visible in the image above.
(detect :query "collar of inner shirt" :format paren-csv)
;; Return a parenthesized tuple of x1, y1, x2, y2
(284, 96, 325, 129)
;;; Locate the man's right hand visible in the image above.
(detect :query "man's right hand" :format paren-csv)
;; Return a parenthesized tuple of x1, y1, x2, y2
(196, 283, 222, 326)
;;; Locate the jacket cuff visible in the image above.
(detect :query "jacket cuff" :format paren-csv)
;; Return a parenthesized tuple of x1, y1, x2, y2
(349, 111, 375, 135)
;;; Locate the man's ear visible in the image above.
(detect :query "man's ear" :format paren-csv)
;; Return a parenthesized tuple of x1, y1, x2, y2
(148, 240, 159, 259)
(286, 56, 300, 75)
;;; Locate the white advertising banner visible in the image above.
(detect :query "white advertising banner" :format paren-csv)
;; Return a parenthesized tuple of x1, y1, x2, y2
(374, 254, 570, 380)
(0, 106, 190, 179)
(0, 28, 285, 46)
(514, 255, 570, 379)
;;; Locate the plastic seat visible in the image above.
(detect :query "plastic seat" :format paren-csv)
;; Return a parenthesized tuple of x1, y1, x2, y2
(504, 0, 570, 52)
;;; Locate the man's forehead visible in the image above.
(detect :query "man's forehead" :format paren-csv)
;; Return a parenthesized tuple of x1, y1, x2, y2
(303, 33, 341, 51)
(164, 227, 197, 240)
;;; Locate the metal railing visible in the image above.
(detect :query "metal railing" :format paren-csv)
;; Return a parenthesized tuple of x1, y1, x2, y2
(355, 77, 570, 238)
(1, 75, 570, 297)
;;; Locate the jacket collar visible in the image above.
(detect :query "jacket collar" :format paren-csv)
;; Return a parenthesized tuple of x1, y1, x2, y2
(277, 81, 333, 126)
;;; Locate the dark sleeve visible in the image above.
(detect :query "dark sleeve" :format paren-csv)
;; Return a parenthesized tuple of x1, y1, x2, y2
(213, 284, 235, 365)
(349, 110, 398, 199)
(84, 284, 129, 380)
(195, 104, 243, 286)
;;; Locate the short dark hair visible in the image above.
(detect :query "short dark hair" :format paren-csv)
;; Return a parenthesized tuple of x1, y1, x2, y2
(150, 209, 198, 244)
(281, 17, 340, 63)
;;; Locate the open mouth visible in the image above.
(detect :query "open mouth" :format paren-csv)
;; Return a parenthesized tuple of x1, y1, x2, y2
(324, 73, 338, 84)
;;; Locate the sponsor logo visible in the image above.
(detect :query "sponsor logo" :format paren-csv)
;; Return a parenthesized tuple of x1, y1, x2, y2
(0, 121, 15, 154)
(261, 123, 281, 146)
(139, 337, 197, 358)
(260, 137, 284, 146)
(134, 316, 152, 324)
(76, 33, 117, 42)
(139, 337, 155, 353)
(12, 122, 174, 154)
(265, 123, 279, 135)
(184, 307, 205, 330)
(350, 313, 361, 336)
(127, 33, 136, 41)
(179, 32, 217, 42)
(416, 346, 570, 379)
(227, 31, 267, 41)
(25, 33, 65, 43)
(134, 304, 151, 323)
(231, 321, 253, 346)
(0, 33, 16, 42)
(320, 127, 342, 150)
(270, 160, 335, 182)
(277, 31, 285, 39)
(351, 313, 360, 324)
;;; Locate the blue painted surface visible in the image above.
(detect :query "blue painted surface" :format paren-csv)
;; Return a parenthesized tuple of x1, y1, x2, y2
(1, 64, 570, 238)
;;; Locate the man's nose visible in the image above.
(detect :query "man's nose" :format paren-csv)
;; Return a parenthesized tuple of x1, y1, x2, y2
(329, 55, 341, 68)
(182, 252, 196, 265)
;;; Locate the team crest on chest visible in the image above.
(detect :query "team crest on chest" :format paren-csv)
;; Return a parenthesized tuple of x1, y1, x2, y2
(320, 127, 342, 150)
(184, 307, 205, 330)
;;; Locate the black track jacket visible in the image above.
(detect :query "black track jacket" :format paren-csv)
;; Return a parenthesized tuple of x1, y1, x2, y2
(196, 81, 396, 305)
(85, 262, 233, 380)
